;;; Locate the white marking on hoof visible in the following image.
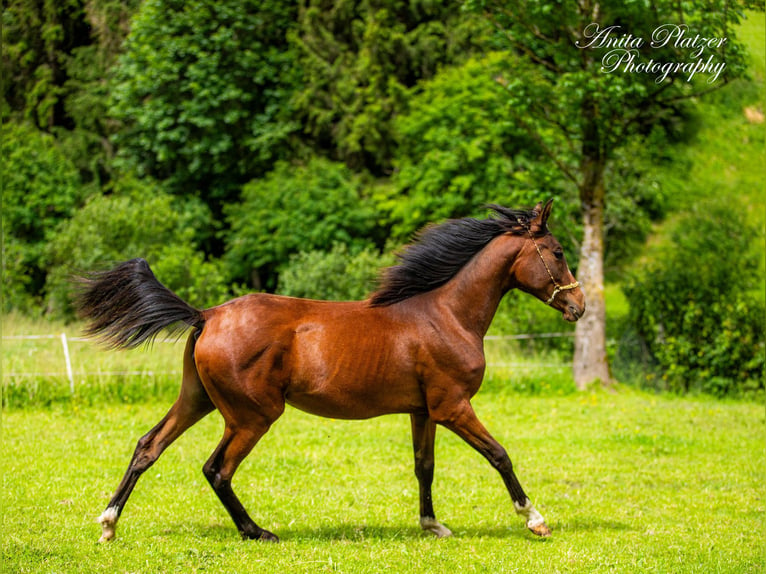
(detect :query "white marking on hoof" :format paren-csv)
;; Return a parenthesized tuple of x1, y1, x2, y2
(97, 506, 119, 543)
(514, 499, 545, 529)
(420, 516, 453, 538)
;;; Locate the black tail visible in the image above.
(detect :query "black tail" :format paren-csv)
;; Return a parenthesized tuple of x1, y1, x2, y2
(76, 258, 205, 349)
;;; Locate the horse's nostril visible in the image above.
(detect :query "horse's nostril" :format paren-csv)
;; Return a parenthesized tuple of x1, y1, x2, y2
(569, 305, 581, 319)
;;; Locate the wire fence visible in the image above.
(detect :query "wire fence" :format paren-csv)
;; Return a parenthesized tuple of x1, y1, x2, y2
(2, 331, 574, 394)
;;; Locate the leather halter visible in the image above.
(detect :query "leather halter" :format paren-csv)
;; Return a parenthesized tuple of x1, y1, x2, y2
(525, 228, 580, 306)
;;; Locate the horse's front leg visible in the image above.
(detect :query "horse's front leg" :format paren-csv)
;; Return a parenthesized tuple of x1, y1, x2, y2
(410, 413, 452, 538)
(438, 401, 551, 537)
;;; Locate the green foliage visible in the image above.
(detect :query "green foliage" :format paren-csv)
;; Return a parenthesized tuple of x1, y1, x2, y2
(461, 0, 760, 188)
(603, 133, 669, 275)
(2, 0, 139, 182)
(277, 243, 394, 301)
(1, 0, 141, 204)
(57, 1, 141, 185)
(465, 0, 761, 385)
(109, 0, 300, 210)
(1, 122, 86, 313)
(622, 199, 764, 397)
(2, 0, 764, 408)
(225, 158, 381, 289)
(292, 0, 489, 174)
(2, 0, 86, 128)
(44, 177, 230, 317)
(388, 52, 569, 242)
(387, 49, 670, 268)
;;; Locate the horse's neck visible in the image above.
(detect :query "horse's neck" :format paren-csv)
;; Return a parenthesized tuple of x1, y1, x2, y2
(435, 234, 522, 337)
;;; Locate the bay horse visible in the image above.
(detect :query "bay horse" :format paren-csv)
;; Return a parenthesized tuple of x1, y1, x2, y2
(77, 200, 584, 543)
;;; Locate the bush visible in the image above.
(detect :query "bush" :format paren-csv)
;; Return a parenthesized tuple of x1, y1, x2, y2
(225, 158, 381, 290)
(277, 243, 394, 301)
(1, 122, 86, 313)
(44, 176, 230, 318)
(622, 199, 764, 397)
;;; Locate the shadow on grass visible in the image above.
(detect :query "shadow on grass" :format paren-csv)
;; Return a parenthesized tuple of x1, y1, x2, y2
(184, 522, 542, 543)
(276, 516, 633, 542)
(553, 517, 633, 532)
(156, 514, 631, 543)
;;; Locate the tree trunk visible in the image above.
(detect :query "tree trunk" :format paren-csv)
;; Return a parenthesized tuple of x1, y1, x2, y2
(573, 169, 612, 388)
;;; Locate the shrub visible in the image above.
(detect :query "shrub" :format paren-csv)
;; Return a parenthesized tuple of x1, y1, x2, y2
(44, 176, 230, 318)
(277, 243, 394, 302)
(225, 158, 381, 290)
(1, 122, 86, 313)
(622, 199, 764, 397)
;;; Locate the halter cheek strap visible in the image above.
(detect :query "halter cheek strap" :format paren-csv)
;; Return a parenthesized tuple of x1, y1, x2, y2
(525, 228, 580, 306)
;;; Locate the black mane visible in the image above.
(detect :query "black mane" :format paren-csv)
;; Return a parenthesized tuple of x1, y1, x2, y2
(370, 205, 543, 306)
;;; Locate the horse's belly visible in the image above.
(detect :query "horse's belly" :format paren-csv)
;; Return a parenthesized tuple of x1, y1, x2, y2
(284, 375, 426, 420)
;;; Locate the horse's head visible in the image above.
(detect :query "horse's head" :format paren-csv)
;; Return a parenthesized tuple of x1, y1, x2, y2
(510, 200, 585, 322)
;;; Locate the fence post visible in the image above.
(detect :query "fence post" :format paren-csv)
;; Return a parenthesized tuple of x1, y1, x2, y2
(60, 333, 74, 393)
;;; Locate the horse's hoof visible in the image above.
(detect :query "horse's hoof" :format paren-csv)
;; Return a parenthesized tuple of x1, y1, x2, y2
(420, 517, 453, 538)
(257, 529, 280, 543)
(97, 507, 118, 543)
(528, 522, 552, 537)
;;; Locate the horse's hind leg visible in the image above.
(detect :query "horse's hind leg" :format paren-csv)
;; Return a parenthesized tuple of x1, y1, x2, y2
(410, 413, 452, 538)
(202, 414, 282, 542)
(97, 333, 214, 542)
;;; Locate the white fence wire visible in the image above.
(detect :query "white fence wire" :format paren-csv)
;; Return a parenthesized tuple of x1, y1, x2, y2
(2, 331, 573, 394)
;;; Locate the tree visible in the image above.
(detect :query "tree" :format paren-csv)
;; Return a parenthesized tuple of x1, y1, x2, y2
(108, 0, 300, 220)
(58, 0, 141, 186)
(388, 52, 581, 248)
(2, 0, 91, 129)
(292, 0, 489, 175)
(2, 0, 140, 184)
(467, 0, 759, 388)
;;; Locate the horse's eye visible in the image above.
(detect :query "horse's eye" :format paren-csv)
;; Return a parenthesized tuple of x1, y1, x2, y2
(554, 250, 564, 261)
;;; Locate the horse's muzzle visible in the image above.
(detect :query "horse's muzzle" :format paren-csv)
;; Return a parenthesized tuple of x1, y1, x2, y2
(563, 302, 584, 322)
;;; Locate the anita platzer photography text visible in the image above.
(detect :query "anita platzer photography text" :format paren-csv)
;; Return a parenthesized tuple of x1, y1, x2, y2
(577, 22, 728, 83)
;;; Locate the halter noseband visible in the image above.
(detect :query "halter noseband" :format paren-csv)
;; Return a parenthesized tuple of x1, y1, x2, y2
(524, 227, 580, 306)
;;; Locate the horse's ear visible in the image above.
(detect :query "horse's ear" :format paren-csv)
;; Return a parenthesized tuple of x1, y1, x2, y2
(540, 199, 553, 225)
(530, 199, 553, 229)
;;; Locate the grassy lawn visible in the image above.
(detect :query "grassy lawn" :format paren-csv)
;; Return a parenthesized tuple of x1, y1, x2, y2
(2, 389, 763, 573)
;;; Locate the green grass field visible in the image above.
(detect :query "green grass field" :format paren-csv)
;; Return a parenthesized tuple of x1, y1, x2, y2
(2, 389, 763, 573)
